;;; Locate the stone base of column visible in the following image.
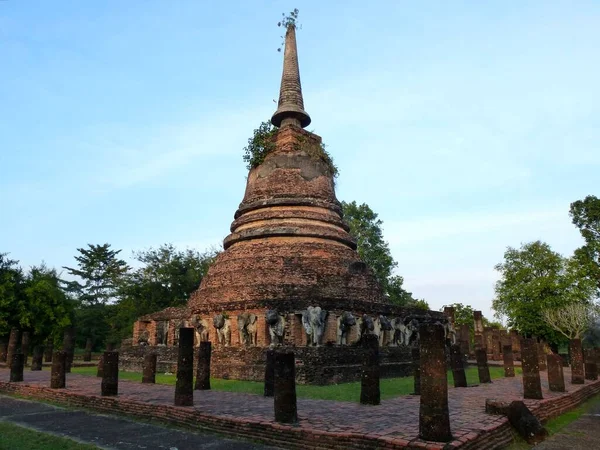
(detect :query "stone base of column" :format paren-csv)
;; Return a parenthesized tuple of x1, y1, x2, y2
(521, 338, 543, 400)
(194, 342, 211, 391)
(10, 353, 24, 382)
(274, 351, 297, 424)
(450, 344, 467, 388)
(142, 353, 157, 384)
(360, 334, 380, 405)
(475, 349, 491, 383)
(101, 351, 119, 396)
(50, 351, 66, 389)
(264, 349, 275, 397)
(547, 354, 565, 392)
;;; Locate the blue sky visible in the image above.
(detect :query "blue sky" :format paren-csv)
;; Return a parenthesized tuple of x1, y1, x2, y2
(1, 1, 598, 320)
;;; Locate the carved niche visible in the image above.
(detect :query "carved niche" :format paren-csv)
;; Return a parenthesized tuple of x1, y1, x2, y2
(302, 306, 328, 347)
(378, 315, 393, 347)
(265, 309, 285, 346)
(155, 321, 169, 346)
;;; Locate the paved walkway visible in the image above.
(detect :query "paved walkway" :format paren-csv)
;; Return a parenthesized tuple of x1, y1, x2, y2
(0, 395, 278, 449)
(0, 368, 598, 449)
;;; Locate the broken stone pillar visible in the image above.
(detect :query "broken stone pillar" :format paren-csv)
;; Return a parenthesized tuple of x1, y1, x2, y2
(174, 328, 194, 406)
(101, 351, 119, 396)
(44, 339, 53, 363)
(484, 327, 493, 355)
(62, 327, 75, 373)
(274, 350, 297, 424)
(510, 330, 521, 355)
(459, 324, 471, 358)
(21, 332, 30, 366)
(476, 348, 491, 383)
(6, 328, 20, 370)
(96, 353, 104, 378)
(194, 341, 211, 390)
(473, 311, 484, 351)
(521, 338, 543, 400)
(450, 344, 467, 387)
(83, 338, 92, 362)
(537, 343, 547, 371)
(50, 351, 66, 389)
(412, 347, 421, 394)
(10, 352, 24, 382)
(0, 339, 6, 363)
(547, 354, 565, 392)
(570, 339, 585, 384)
(142, 353, 157, 384)
(264, 349, 275, 397)
(507, 401, 548, 445)
(491, 329, 501, 361)
(584, 349, 598, 381)
(419, 323, 452, 442)
(360, 334, 380, 405)
(503, 345, 515, 377)
(31, 346, 43, 371)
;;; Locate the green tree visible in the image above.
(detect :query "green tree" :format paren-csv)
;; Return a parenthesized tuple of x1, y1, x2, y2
(341, 201, 424, 307)
(570, 195, 600, 293)
(63, 244, 130, 348)
(492, 240, 595, 346)
(442, 303, 475, 331)
(109, 244, 219, 344)
(0, 253, 25, 336)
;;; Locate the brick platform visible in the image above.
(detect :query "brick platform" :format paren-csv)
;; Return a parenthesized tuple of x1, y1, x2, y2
(1, 368, 599, 450)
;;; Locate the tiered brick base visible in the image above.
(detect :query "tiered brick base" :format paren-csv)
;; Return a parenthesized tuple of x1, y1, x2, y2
(1, 368, 599, 449)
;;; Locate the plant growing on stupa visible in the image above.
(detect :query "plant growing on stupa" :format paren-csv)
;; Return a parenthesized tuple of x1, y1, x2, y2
(277, 8, 300, 52)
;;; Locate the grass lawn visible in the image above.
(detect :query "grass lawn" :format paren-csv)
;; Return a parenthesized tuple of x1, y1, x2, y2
(0, 422, 98, 450)
(70, 365, 520, 402)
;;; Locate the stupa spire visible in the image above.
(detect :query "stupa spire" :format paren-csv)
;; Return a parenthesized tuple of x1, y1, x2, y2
(271, 25, 311, 128)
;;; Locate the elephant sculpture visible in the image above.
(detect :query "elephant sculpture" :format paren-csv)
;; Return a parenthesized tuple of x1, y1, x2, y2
(137, 330, 149, 346)
(155, 321, 169, 346)
(444, 321, 457, 346)
(237, 313, 258, 346)
(378, 315, 393, 347)
(302, 306, 328, 346)
(265, 310, 285, 346)
(336, 311, 356, 345)
(360, 314, 375, 338)
(405, 318, 420, 347)
(213, 313, 231, 347)
(391, 318, 407, 346)
(191, 315, 209, 345)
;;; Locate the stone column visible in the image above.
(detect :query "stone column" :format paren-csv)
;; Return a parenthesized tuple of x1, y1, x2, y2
(521, 338, 543, 400)
(21, 331, 30, 366)
(458, 324, 471, 358)
(503, 345, 515, 377)
(411, 347, 421, 395)
(491, 329, 501, 361)
(476, 348, 491, 383)
(473, 311, 484, 351)
(194, 341, 211, 390)
(584, 349, 598, 381)
(360, 334, 380, 405)
(31, 346, 44, 371)
(547, 354, 565, 392)
(264, 349, 275, 397)
(0, 338, 7, 363)
(450, 344, 467, 387)
(62, 327, 75, 373)
(274, 350, 297, 424)
(569, 339, 585, 384)
(44, 339, 53, 363)
(101, 351, 119, 396)
(537, 343, 547, 371)
(484, 327, 493, 355)
(6, 328, 21, 370)
(510, 330, 521, 354)
(10, 352, 24, 382)
(419, 323, 452, 442)
(96, 354, 105, 377)
(50, 351, 66, 389)
(83, 338, 93, 362)
(174, 328, 194, 406)
(142, 353, 157, 384)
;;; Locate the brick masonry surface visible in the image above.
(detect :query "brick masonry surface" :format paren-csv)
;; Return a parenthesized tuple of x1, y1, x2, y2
(1, 368, 599, 450)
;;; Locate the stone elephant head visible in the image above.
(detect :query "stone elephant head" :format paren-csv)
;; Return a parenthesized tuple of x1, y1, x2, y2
(360, 314, 375, 337)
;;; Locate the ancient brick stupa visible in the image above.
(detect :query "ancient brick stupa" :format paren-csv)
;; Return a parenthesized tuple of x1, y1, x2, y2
(126, 24, 443, 384)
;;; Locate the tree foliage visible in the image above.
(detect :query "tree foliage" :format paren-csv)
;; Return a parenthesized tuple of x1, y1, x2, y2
(492, 240, 596, 345)
(570, 195, 600, 294)
(542, 302, 599, 339)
